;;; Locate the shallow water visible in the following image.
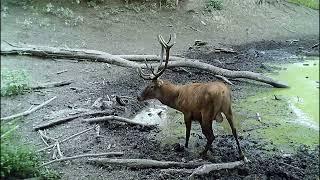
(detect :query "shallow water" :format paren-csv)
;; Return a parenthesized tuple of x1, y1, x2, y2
(132, 57, 319, 152)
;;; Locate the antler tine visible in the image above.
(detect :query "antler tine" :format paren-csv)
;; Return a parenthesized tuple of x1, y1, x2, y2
(144, 58, 156, 76)
(138, 67, 153, 80)
(151, 34, 176, 80)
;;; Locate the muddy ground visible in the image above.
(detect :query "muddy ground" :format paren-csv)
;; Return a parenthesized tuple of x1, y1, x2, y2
(1, 0, 319, 179)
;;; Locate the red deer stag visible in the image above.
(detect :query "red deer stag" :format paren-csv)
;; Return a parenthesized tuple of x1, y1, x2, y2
(137, 34, 246, 161)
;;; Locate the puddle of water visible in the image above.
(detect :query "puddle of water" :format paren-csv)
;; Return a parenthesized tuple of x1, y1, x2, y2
(236, 57, 319, 150)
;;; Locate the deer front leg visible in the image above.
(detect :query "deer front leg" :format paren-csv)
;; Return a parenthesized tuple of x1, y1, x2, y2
(184, 113, 192, 148)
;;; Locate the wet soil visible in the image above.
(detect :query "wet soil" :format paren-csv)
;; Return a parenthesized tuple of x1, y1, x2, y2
(1, 0, 319, 179)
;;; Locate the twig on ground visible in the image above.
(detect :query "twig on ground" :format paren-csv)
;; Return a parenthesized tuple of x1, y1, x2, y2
(1, 96, 57, 121)
(37, 126, 97, 152)
(30, 81, 73, 90)
(92, 97, 103, 108)
(214, 48, 237, 53)
(95, 125, 102, 142)
(38, 130, 57, 142)
(56, 141, 64, 158)
(41, 152, 124, 167)
(1, 125, 19, 138)
(52, 146, 57, 159)
(83, 115, 154, 127)
(34, 110, 113, 130)
(38, 130, 49, 147)
(161, 168, 194, 174)
(56, 69, 68, 74)
(115, 96, 126, 106)
(311, 43, 319, 48)
(286, 39, 299, 45)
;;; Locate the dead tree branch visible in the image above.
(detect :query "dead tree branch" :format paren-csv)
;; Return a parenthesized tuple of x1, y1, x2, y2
(41, 152, 124, 167)
(88, 158, 209, 169)
(1, 43, 288, 88)
(34, 110, 114, 130)
(38, 130, 50, 146)
(37, 126, 96, 152)
(1, 97, 57, 121)
(83, 115, 154, 127)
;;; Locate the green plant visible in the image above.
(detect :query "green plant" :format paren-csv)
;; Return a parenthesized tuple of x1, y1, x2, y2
(288, 0, 319, 10)
(1, 68, 30, 96)
(206, 0, 223, 11)
(1, 123, 60, 179)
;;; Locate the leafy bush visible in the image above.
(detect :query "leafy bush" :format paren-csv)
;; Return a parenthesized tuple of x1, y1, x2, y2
(206, 0, 223, 11)
(1, 69, 29, 97)
(1, 123, 60, 179)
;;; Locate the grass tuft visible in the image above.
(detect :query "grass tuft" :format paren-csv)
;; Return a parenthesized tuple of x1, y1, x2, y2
(288, 0, 319, 10)
(1, 122, 60, 179)
(1, 68, 30, 97)
(205, 0, 223, 11)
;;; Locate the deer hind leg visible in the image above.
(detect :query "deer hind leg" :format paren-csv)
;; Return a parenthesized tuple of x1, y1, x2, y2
(225, 107, 245, 160)
(200, 112, 216, 156)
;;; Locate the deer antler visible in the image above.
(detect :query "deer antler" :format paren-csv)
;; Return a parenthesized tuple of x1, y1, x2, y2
(138, 34, 176, 80)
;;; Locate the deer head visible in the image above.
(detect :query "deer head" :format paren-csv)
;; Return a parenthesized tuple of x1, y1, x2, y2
(137, 34, 176, 101)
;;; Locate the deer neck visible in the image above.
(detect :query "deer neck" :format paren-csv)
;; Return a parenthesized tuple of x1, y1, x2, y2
(157, 82, 180, 110)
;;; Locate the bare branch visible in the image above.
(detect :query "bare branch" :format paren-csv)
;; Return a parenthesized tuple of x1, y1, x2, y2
(1, 97, 57, 121)
(34, 110, 113, 130)
(37, 126, 97, 152)
(30, 81, 72, 90)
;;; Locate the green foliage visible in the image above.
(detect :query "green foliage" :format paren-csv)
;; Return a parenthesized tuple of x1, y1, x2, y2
(1, 68, 30, 97)
(288, 0, 319, 9)
(205, 0, 223, 11)
(1, 123, 60, 179)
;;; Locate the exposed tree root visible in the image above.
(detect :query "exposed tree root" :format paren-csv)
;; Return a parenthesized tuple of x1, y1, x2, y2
(1, 43, 288, 88)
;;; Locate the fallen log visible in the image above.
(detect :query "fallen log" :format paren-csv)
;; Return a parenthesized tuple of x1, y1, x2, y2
(88, 158, 209, 169)
(83, 115, 154, 127)
(1, 42, 288, 88)
(34, 110, 114, 130)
